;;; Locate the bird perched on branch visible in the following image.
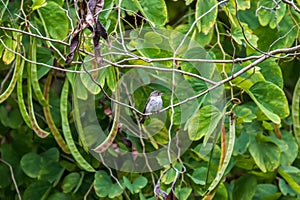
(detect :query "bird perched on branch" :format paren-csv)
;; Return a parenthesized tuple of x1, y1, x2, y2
(140, 90, 163, 123)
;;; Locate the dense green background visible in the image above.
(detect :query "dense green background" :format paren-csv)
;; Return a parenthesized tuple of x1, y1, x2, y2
(1, 0, 300, 199)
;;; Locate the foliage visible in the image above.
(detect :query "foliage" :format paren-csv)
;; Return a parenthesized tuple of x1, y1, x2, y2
(1, 0, 300, 199)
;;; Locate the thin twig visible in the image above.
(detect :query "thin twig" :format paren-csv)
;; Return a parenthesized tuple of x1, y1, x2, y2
(0, 159, 22, 200)
(83, 182, 94, 200)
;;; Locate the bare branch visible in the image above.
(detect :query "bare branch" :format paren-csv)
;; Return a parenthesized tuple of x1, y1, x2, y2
(282, 0, 300, 13)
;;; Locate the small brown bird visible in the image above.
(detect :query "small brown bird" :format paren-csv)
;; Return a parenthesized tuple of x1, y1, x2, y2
(140, 90, 163, 123)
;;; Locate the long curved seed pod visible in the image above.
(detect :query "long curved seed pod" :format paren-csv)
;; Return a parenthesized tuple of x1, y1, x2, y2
(72, 82, 89, 152)
(60, 79, 95, 172)
(30, 37, 48, 107)
(43, 71, 70, 154)
(27, 65, 50, 138)
(203, 113, 235, 197)
(17, 57, 32, 128)
(93, 87, 120, 153)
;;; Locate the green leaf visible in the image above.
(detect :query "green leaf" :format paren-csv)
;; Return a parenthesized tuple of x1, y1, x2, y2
(257, 0, 286, 29)
(278, 166, 300, 193)
(234, 131, 251, 156)
(61, 172, 81, 193)
(185, 0, 194, 6)
(234, 104, 257, 123)
(20, 152, 42, 178)
(50, 0, 64, 6)
(278, 178, 297, 196)
(123, 176, 147, 194)
(121, 0, 139, 12)
(136, 38, 161, 58)
(32, 0, 47, 11)
(232, 23, 259, 46)
(249, 134, 281, 172)
(188, 167, 207, 185)
(191, 28, 214, 47)
(259, 59, 283, 88)
(38, 1, 68, 40)
(2, 35, 17, 65)
(23, 180, 52, 200)
(182, 47, 215, 79)
(236, 0, 250, 10)
(231, 64, 265, 90)
(188, 105, 222, 141)
(232, 175, 257, 200)
(99, 0, 114, 22)
(214, 183, 228, 200)
(48, 193, 72, 200)
(94, 170, 123, 198)
(133, 176, 147, 191)
(245, 81, 289, 124)
(280, 130, 298, 166)
(0, 162, 12, 187)
(109, 183, 124, 198)
(195, 0, 218, 34)
(143, 118, 168, 148)
(253, 184, 281, 200)
(39, 162, 64, 184)
(94, 171, 112, 197)
(255, 15, 297, 51)
(131, 0, 168, 26)
(174, 187, 192, 200)
(20, 148, 64, 184)
(42, 147, 60, 165)
(0, 106, 23, 128)
(161, 168, 177, 185)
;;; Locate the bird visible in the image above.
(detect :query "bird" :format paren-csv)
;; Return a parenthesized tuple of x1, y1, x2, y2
(140, 90, 163, 123)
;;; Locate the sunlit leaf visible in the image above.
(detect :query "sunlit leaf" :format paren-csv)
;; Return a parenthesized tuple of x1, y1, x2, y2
(188, 105, 222, 141)
(245, 81, 289, 124)
(195, 0, 218, 34)
(32, 0, 47, 11)
(133, 0, 167, 26)
(257, 0, 286, 29)
(278, 166, 300, 193)
(234, 104, 257, 123)
(38, 1, 68, 40)
(2, 36, 17, 65)
(259, 59, 283, 88)
(236, 0, 250, 10)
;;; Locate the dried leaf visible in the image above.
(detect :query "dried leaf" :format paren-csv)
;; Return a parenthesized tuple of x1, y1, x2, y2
(66, 33, 79, 64)
(166, 190, 179, 200)
(65, 0, 107, 64)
